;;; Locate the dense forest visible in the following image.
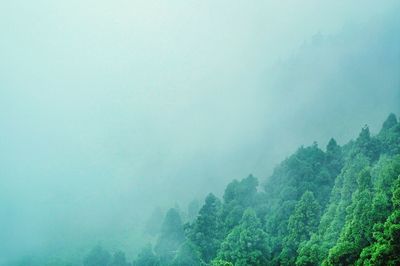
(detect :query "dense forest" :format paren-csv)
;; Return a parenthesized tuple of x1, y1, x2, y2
(34, 112, 397, 266)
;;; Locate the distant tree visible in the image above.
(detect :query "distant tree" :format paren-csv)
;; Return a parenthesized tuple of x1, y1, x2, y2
(353, 125, 381, 162)
(110, 251, 131, 266)
(187, 199, 200, 222)
(155, 208, 185, 263)
(134, 244, 160, 266)
(381, 113, 398, 132)
(378, 113, 400, 156)
(222, 175, 258, 230)
(189, 193, 222, 263)
(133, 113, 400, 266)
(223, 175, 258, 206)
(171, 241, 203, 266)
(325, 138, 344, 177)
(83, 245, 111, 266)
(145, 207, 164, 236)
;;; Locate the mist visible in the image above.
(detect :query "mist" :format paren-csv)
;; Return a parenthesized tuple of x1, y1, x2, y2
(1, 1, 399, 264)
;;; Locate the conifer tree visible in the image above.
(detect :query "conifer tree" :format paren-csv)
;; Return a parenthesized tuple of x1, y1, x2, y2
(280, 191, 320, 265)
(155, 208, 185, 263)
(217, 208, 270, 266)
(189, 193, 222, 263)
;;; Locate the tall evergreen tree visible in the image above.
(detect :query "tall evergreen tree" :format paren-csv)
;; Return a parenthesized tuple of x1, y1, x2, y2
(280, 191, 320, 265)
(83, 245, 111, 266)
(134, 244, 160, 266)
(356, 176, 400, 265)
(189, 193, 222, 263)
(155, 208, 185, 264)
(221, 175, 259, 231)
(324, 168, 374, 265)
(171, 241, 203, 266)
(217, 208, 270, 266)
(110, 251, 131, 266)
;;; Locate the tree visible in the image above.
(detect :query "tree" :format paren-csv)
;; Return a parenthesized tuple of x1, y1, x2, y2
(324, 168, 374, 265)
(145, 207, 164, 236)
(381, 113, 398, 132)
(134, 244, 160, 266)
(280, 191, 320, 265)
(353, 125, 381, 162)
(217, 208, 270, 266)
(378, 113, 400, 156)
(222, 175, 259, 231)
(110, 251, 131, 266)
(83, 245, 111, 266)
(356, 176, 400, 265)
(189, 193, 222, 263)
(187, 199, 200, 222)
(211, 259, 233, 266)
(171, 241, 203, 266)
(325, 138, 344, 178)
(155, 208, 185, 263)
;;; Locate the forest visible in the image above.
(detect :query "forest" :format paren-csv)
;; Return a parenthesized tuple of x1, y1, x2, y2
(30, 113, 397, 266)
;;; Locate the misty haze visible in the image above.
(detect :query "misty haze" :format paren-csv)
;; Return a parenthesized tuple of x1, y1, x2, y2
(1, 1, 400, 266)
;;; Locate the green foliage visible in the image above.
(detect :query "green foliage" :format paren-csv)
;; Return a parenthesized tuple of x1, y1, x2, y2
(145, 207, 164, 237)
(217, 208, 270, 266)
(264, 142, 343, 262)
(378, 113, 400, 156)
(352, 125, 381, 162)
(324, 168, 374, 265)
(83, 245, 111, 266)
(189, 193, 222, 262)
(134, 244, 160, 266)
(112, 113, 400, 265)
(280, 191, 320, 265)
(77, 113, 400, 266)
(155, 208, 185, 263)
(171, 241, 203, 266)
(356, 177, 400, 266)
(296, 234, 323, 266)
(221, 175, 259, 231)
(187, 199, 201, 222)
(381, 113, 398, 132)
(211, 259, 233, 266)
(297, 154, 370, 265)
(109, 251, 131, 266)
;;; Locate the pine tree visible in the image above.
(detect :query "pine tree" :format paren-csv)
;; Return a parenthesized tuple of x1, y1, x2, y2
(217, 208, 270, 266)
(134, 244, 160, 266)
(280, 191, 320, 265)
(155, 208, 185, 264)
(110, 251, 131, 266)
(189, 193, 222, 263)
(324, 168, 374, 265)
(83, 245, 111, 266)
(171, 241, 203, 266)
(356, 177, 400, 265)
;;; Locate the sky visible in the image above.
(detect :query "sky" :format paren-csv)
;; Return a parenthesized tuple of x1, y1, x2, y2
(0, 0, 399, 263)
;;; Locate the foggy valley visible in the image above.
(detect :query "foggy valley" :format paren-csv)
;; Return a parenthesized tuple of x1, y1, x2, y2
(1, 1, 400, 265)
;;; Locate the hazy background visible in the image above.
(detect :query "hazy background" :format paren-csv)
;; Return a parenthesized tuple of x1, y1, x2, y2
(1, 0, 399, 264)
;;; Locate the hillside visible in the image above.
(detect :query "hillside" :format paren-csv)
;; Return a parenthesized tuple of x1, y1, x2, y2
(72, 113, 400, 266)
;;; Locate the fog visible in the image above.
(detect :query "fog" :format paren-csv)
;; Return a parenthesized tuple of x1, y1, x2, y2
(1, 0, 399, 264)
